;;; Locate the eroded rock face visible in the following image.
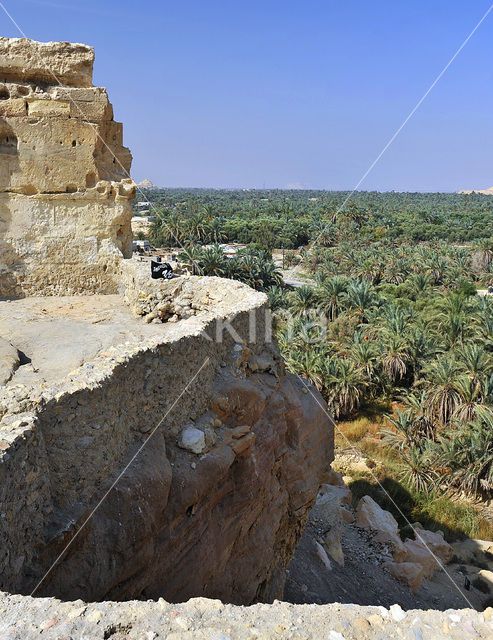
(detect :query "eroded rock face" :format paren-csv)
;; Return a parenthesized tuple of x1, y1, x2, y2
(34, 363, 332, 604)
(0, 280, 333, 605)
(0, 37, 135, 298)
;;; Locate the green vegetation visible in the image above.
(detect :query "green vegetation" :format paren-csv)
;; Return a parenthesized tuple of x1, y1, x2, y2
(177, 244, 283, 290)
(140, 187, 493, 248)
(335, 417, 493, 541)
(142, 187, 493, 531)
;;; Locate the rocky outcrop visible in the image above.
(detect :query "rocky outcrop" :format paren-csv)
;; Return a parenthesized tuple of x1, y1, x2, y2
(0, 337, 18, 385)
(0, 277, 333, 604)
(0, 37, 135, 298)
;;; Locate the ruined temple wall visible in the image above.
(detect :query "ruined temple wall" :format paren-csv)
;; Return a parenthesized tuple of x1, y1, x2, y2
(0, 38, 135, 298)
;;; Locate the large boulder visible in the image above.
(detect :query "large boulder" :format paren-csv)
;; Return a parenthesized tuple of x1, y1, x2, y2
(413, 525, 453, 564)
(384, 561, 426, 593)
(393, 539, 438, 578)
(451, 539, 493, 570)
(356, 495, 401, 548)
(311, 483, 351, 566)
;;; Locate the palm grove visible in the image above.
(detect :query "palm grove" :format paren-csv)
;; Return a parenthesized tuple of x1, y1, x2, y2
(143, 188, 493, 516)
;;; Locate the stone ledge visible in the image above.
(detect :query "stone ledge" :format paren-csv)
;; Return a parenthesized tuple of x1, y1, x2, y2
(0, 592, 491, 639)
(0, 37, 94, 87)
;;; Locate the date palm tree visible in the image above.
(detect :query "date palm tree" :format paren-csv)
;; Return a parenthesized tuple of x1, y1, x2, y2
(200, 244, 226, 276)
(343, 280, 379, 323)
(452, 375, 485, 424)
(379, 333, 410, 383)
(323, 356, 367, 418)
(290, 285, 318, 317)
(316, 276, 348, 321)
(178, 245, 204, 275)
(421, 356, 460, 427)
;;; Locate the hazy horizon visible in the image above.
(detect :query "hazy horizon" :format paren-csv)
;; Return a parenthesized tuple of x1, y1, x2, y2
(3, 0, 493, 192)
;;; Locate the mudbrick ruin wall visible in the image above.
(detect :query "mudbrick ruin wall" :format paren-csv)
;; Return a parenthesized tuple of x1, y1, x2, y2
(0, 37, 135, 298)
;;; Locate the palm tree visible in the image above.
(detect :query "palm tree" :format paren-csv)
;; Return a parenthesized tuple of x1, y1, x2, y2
(433, 411, 493, 497)
(285, 349, 324, 391)
(410, 272, 431, 295)
(406, 326, 435, 377)
(420, 356, 461, 427)
(348, 333, 378, 382)
(316, 276, 348, 321)
(379, 333, 410, 383)
(452, 375, 485, 423)
(426, 255, 448, 285)
(200, 244, 226, 276)
(323, 356, 367, 418)
(267, 285, 288, 311)
(456, 343, 493, 383)
(290, 285, 317, 317)
(186, 212, 208, 243)
(472, 238, 493, 274)
(399, 443, 437, 493)
(379, 304, 412, 336)
(207, 217, 227, 243)
(150, 213, 185, 247)
(432, 294, 473, 348)
(178, 245, 204, 275)
(343, 280, 379, 323)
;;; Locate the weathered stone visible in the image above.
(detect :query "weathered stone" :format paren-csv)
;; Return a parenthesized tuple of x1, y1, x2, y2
(0, 337, 18, 385)
(340, 507, 355, 523)
(311, 484, 348, 566)
(384, 560, 426, 593)
(477, 569, 493, 593)
(393, 539, 438, 578)
(325, 468, 345, 487)
(179, 427, 206, 454)
(451, 539, 493, 569)
(414, 528, 452, 565)
(356, 495, 402, 548)
(0, 37, 135, 298)
(0, 277, 333, 605)
(0, 37, 94, 86)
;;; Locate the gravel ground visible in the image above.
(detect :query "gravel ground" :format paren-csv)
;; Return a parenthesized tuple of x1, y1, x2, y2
(285, 517, 487, 611)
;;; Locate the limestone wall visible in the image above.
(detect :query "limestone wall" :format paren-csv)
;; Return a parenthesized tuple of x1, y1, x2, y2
(0, 38, 135, 298)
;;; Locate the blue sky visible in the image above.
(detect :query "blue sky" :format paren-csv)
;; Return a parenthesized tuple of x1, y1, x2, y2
(2, 0, 493, 191)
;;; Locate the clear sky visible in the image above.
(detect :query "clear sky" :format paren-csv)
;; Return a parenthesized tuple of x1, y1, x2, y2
(2, 0, 493, 191)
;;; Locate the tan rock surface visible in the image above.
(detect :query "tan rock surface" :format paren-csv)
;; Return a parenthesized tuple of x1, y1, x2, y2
(393, 539, 438, 578)
(0, 336, 18, 385)
(356, 495, 402, 548)
(0, 37, 135, 297)
(0, 37, 94, 87)
(0, 281, 333, 605)
(1, 592, 492, 640)
(384, 560, 426, 593)
(414, 525, 453, 564)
